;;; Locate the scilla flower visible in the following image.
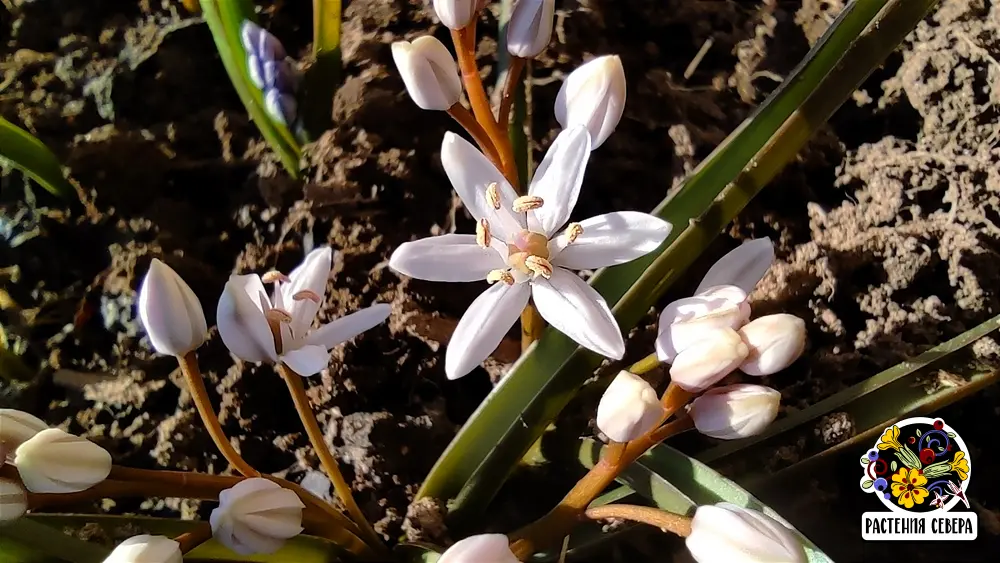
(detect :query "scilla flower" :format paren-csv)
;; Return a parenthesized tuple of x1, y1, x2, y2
(686, 503, 806, 563)
(217, 247, 391, 377)
(389, 127, 672, 379)
(439, 534, 519, 563)
(211, 478, 304, 556)
(102, 535, 182, 563)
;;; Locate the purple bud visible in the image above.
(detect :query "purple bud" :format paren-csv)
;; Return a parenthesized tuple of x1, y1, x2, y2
(264, 88, 297, 126)
(240, 20, 286, 62)
(263, 59, 299, 93)
(247, 53, 266, 90)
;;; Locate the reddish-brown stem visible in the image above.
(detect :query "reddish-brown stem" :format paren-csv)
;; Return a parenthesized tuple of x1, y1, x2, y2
(448, 103, 503, 169)
(175, 523, 213, 554)
(584, 504, 693, 537)
(498, 56, 525, 129)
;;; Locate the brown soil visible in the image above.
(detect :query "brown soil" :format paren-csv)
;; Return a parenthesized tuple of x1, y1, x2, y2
(2, 0, 999, 561)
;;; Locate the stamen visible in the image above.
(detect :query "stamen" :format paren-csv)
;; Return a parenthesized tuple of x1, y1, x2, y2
(512, 195, 544, 213)
(524, 256, 553, 279)
(265, 308, 293, 323)
(262, 271, 291, 284)
(293, 289, 322, 303)
(486, 269, 515, 286)
(476, 218, 492, 249)
(486, 182, 502, 210)
(566, 222, 583, 243)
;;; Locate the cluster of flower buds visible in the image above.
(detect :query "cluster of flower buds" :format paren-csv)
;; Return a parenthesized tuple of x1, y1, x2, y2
(241, 21, 300, 127)
(686, 503, 807, 563)
(102, 535, 182, 563)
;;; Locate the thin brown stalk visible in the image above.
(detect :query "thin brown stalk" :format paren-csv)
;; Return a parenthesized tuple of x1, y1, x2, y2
(175, 523, 213, 554)
(498, 56, 525, 129)
(583, 504, 692, 537)
(448, 103, 504, 169)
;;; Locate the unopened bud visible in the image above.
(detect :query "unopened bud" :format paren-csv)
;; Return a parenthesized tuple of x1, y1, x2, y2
(0, 479, 27, 522)
(554, 55, 626, 149)
(596, 371, 666, 443)
(138, 259, 209, 357)
(433, 0, 480, 30)
(210, 478, 304, 555)
(655, 286, 749, 362)
(240, 21, 286, 62)
(695, 238, 774, 295)
(669, 328, 748, 392)
(689, 384, 780, 440)
(738, 314, 806, 376)
(392, 36, 463, 111)
(439, 533, 520, 563)
(14, 428, 112, 493)
(507, 0, 555, 58)
(686, 503, 806, 563)
(0, 409, 48, 453)
(102, 535, 182, 563)
(264, 88, 297, 126)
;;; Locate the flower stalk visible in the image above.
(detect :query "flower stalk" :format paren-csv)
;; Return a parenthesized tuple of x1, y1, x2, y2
(174, 523, 213, 554)
(583, 504, 692, 537)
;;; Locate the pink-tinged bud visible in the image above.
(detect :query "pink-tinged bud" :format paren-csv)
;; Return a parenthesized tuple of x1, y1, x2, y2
(695, 238, 774, 295)
(686, 503, 806, 563)
(689, 384, 780, 440)
(655, 285, 750, 362)
(439, 534, 520, 563)
(596, 371, 666, 442)
(102, 535, 182, 563)
(669, 328, 748, 392)
(738, 314, 806, 376)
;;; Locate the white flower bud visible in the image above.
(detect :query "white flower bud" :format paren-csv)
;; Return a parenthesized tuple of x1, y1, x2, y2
(0, 408, 49, 453)
(695, 238, 774, 295)
(689, 384, 780, 440)
(138, 258, 208, 356)
(0, 478, 27, 522)
(655, 285, 750, 363)
(14, 428, 112, 493)
(439, 534, 520, 563)
(210, 478, 304, 556)
(596, 371, 666, 443)
(669, 328, 748, 392)
(102, 535, 182, 563)
(507, 0, 555, 58)
(738, 314, 806, 376)
(554, 55, 626, 149)
(392, 36, 463, 111)
(433, 0, 479, 30)
(686, 503, 806, 563)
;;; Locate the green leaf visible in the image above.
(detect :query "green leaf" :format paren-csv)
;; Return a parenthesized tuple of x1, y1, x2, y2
(0, 518, 110, 563)
(303, 0, 342, 136)
(394, 542, 443, 563)
(916, 429, 922, 437)
(0, 116, 75, 199)
(861, 479, 874, 490)
(418, 0, 939, 521)
(199, 0, 302, 177)
(891, 460, 898, 471)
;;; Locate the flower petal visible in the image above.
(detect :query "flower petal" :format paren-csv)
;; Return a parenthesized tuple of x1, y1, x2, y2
(445, 283, 530, 379)
(527, 126, 591, 236)
(281, 247, 333, 339)
(280, 345, 331, 377)
(532, 268, 624, 359)
(389, 235, 507, 282)
(695, 238, 774, 294)
(551, 211, 671, 270)
(217, 275, 278, 363)
(441, 132, 525, 240)
(305, 304, 392, 349)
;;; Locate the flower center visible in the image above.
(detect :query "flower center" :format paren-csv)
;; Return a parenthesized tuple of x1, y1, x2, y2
(507, 229, 550, 275)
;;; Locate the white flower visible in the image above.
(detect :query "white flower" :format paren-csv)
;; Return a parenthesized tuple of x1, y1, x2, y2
(686, 503, 806, 563)
(668, 327, 748, 392)
(392, 36, 463, 111)
(554, 56, 626, 149)
(211, 478, 304, 556)
(655, 284, 750, 363)
(596, 371, 665, 442)
(507, 0, 555, 59)
(102, 535, 182, 563)
(389, 127, 671, 379)
(688, 384, 780, 440)
(0, 478, 27, 522)
(216, 247, 391, 377)
(695, 238, 774, 295)
(0, 408, 48, 455)
(14, 428, 112, 493)
(138, 258, 208, 357)
(432, 0, 479, 29)
(439, 534, 519, 563)
(738, 314, 807, 376)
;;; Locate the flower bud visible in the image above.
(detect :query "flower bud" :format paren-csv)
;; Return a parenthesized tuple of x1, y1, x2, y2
(0, 478, 27, 522)
(655, 286, 750, 363)
(210, 478, 304, 556)
(0, 408, 48, 453)
(738, 314, 806, 376)
(138, 259, 208, 357)
(439, 534, 520, 563)
(596, 371, 666, 443)
(507, 0, 555, 59)
(686, 503, 806, 563)
(392, 36, 463, 111)
(669, 328, 748, 392)
(554, 55, 626, 149)
(433, 0, 479, 29)
(14, 428, 112, 493)
(695, 238, 774, 295)
(240, 21, 286, 62)
(689, 384, 780, 440)
(264, 88, 298, 127)
(103, 535, 182, 563)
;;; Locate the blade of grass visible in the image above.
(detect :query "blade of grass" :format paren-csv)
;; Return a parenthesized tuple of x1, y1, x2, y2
(0, 116, 75, 200)
(199, 0, 302, 177)
(303, 0, 342, 136)
(0, 518, 111, 563)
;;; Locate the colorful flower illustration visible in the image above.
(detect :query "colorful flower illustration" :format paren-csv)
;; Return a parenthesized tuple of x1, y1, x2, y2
(929, 491, 947, 510)
(950, 451, 969, 481)
(890, 467, 929, 509)
(877, 426, 902, 451)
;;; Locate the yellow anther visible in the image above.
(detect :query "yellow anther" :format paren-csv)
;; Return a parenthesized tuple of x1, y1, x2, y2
(524, 255, 553, 279)
(476, 218, 492, 249)
(486, 182, 502, 210)
(512, 195, 544, 213)
(486, 269, 515, 286)
(265, 308, 293, 323)
(262, 271, 291, 284)
(293, 289, 322, 303)
(566, 222, 583, 243)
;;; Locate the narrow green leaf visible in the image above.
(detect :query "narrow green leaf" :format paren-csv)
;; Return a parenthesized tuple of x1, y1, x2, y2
(0, 116, 75, 200)
(394, 542, 443, 563)
(303, 0, 342, 136)
(0, 518, 111, 563)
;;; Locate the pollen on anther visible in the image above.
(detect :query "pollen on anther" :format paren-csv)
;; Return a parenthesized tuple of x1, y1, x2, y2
(487, 269, 515, 286)
(486, 183, 501, 210)
(525, 255, 553, 279)
(566, 222, 583, 243)
(265, 308, 293, 323)
(293, 289, 322, 303)
(476, 218, 492, 249)
(262, 271, 291, 284)
(512, 195, 544, 213)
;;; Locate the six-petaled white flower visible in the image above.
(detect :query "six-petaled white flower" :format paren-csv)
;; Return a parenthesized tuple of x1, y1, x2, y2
(389, 126, 671, 379)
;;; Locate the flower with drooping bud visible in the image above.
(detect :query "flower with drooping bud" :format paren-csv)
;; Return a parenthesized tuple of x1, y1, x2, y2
(596, 371, 666, 442)
(439, 534, 520, 563)
(210, 478, 304, 556)
(686, 503, 807, 563)
(0, 478, 27, 522)
(655, 285, 750, 363)
(392, 36, 464, 111)
(389, 127, 672, 379)
(102, 535, 182, 563)
(669, 327, 748, 392)
(241, 20, 299, 126)
(688, 384, 780, 440)
(14, 428, 112, 493)
(0, 408, 48, 454)
(216, 246, 391, 377)
(695, 238, 774, 295)
(507, 0, 555, 59)
(738, 314, 807, 376)
(554, 55, 626, 149)
(433, 0, 480, 30)
(138, 259, 208, 357)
